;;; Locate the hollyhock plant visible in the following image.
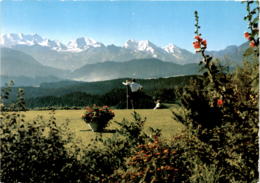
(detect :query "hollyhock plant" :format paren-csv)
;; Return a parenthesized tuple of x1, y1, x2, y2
(243, 1, 259, 50)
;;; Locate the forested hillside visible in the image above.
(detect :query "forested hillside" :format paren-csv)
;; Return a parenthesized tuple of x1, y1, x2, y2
(12, 75, 196, 109)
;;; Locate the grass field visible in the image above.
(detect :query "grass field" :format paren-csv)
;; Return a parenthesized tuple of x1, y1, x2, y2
(20, 109, 185, 144)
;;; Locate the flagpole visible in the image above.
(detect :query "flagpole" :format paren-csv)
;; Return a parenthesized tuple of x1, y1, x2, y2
(126, 85, 129, 109)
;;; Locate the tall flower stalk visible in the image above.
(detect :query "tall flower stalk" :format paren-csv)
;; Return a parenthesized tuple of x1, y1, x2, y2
(193, 11, 224, 99)
(243, 0, 259, 56)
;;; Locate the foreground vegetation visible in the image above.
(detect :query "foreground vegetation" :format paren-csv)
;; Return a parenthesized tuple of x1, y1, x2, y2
(19, 109, 184, 145)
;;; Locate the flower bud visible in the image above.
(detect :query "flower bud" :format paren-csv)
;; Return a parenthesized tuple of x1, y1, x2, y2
(249, 40, 256, 47)
(244, 32, 250, 39)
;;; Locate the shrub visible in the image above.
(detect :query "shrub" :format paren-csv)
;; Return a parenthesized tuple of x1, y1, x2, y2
(81, 112, 160, 182)
(0, 111, 87, 182)
(173, 6, 259, 182)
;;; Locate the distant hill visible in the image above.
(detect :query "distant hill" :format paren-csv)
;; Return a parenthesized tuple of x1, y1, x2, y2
(71, 58, 200, 81)
(207, 42, 249, 64)
(0, 75, 64, 87)
(0, 47, 68, 79)
(0, 47, 69, 86)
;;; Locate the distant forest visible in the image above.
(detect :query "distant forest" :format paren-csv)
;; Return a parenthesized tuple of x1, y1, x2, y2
(5, 75, 196, 109)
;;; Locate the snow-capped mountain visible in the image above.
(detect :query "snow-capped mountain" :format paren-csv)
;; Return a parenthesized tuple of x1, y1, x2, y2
(164, 43, 179, 54)
(124, 40, 158, 54)
(0, 33, 202, 70)
(67, 37, 104, 52)
(124, 39, 183, 60)
(0, 33, 68, 51)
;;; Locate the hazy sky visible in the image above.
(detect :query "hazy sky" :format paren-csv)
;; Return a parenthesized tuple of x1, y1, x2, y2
(0, 0, 248, 51)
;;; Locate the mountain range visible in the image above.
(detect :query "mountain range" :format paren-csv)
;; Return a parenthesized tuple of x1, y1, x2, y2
(0, 33, 201, 70)
(0, 33, 248, 86)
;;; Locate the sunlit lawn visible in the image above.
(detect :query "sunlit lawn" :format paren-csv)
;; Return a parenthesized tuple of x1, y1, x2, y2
(20, 109, 185, 145)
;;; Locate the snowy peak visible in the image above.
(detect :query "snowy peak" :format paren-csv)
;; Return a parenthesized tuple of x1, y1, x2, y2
(39, 39, 67, 51)
(0, 33, 104, 52)
(67, 37, 104, 52)
(163, 43, 184, 59)
(0, 33, 193, 64)
(0, 33, 43, 47)
(164, 43, 178, 53)
(0, 33, 67, 51)
(124, 39, 159, 54)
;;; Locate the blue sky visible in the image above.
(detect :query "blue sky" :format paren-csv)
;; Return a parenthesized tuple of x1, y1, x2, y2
(0, 0, 247, 51)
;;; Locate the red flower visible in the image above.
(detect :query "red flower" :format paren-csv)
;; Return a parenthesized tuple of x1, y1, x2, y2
(249, 40, 256, 47)
(194, 35, 202, 41)
(244, 32, 250, 40)
(193, 41, 201, 49)
(201, 39, 207, 47)
(217, 99, 223, 106)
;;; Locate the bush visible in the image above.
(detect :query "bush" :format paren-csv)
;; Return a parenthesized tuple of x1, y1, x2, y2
(0, 111, 87, 182)
(79, 112, 160, 182)
(173, 8, 259, 182)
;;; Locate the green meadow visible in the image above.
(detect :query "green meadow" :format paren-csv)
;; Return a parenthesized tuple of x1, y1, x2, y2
(20, 109, 185, 145)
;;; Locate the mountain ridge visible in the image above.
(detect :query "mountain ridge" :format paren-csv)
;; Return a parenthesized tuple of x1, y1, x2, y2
(0, 33, 200, 70)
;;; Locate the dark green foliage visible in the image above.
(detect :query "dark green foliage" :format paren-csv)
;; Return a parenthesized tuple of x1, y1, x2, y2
(172, 9, 259, 182)
(26, 92, 102, 109)
(1, 75, 195, 109)
(16, 88, 27, 111)
(0, 80, 15, 111)
(101, 88, 127, 108)
(153, 88, 176, 103)
(0, 107, 161, 182)
(78, 112, 159, 182)
(173, 58, 259, 182)
(26, 89, 154, 109)
(1, 81, 27, 112)
(0, 111, 87, 182)
(3, 75, 195, 100)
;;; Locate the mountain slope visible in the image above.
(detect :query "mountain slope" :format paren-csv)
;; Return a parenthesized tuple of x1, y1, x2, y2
(71, 58, 200, 81)
(207, 42, 248, 64)
(0, 47, 68, 84)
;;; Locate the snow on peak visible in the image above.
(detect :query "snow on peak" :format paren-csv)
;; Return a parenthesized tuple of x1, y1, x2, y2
(67, 37, 104, 52)
(0, 33, 106, 52)
(38, 39, 67, 51)
(164, 43, 178, 53)
(0, 33, 66, 51)
(124, 39, 157, 54)
(0, 33, 185, 58)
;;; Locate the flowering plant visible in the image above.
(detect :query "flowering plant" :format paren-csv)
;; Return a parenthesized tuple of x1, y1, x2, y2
(243, 1, 259, 50)
(81, 105, 115, 130)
